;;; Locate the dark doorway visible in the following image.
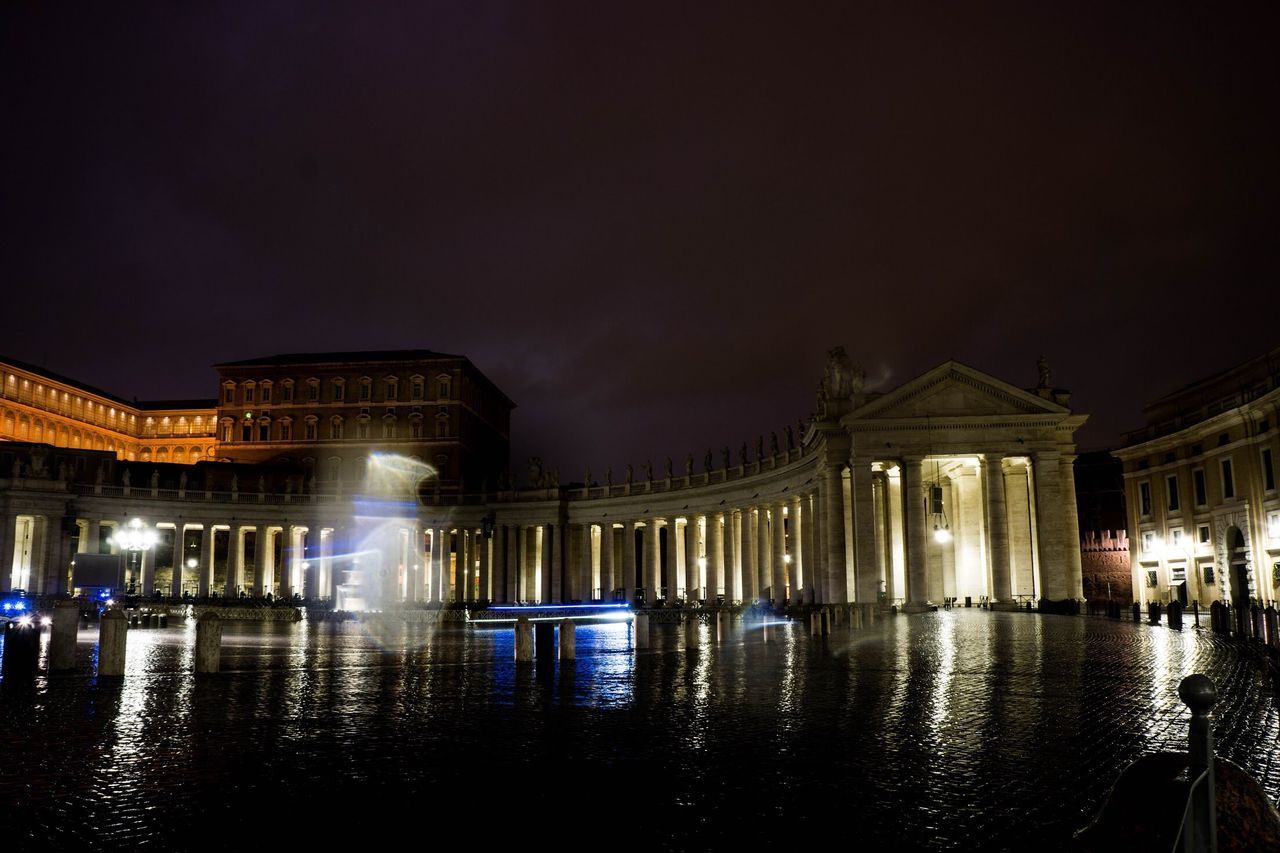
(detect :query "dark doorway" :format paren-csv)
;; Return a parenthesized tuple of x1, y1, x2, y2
(1228, 526, 1250, 607)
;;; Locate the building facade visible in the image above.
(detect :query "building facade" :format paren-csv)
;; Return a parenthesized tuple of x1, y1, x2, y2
(0, 348, 1087, 611)
(1115, 347, 1280, 608)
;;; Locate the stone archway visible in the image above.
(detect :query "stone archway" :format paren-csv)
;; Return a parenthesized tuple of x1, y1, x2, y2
(1226, 525, 1250, 607)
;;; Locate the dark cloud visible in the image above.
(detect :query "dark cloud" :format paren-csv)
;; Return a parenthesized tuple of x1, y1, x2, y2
(3, 2, 1278, 474)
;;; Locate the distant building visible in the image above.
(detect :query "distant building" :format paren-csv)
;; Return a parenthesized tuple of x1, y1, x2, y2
(1074, 450, 1130, 603)
(1114, 346, 1280, 607)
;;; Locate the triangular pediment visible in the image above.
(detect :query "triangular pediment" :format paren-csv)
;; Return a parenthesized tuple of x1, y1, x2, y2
(848, 361, 1068, 420)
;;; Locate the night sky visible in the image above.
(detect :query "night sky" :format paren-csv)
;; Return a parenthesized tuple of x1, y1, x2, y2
(3, 3, 1278, 475)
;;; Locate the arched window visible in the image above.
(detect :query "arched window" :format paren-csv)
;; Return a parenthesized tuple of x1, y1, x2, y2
(306, 378, 320, 402)
(435, 412, 449, 439)
(258, 417, 271, 442)
(332, 378, 345, 403)
(409, 414, 423, 439)
(281, 379, 295, 403)
(384, 376, 398, 402)
(157, 448, 169, 463)
(220, 418, 234, 442)
(260, 381, 272, 405)
(410, 375, 424, 401)
(436, 373, 452, 400)
(304, 416, 318, 441)
(330, 416, 344, 440)
(356, 415, 370, 440)
(382, 415, 397, 439)
(359, 376, 372, 402)
(279, 418, 293, 442)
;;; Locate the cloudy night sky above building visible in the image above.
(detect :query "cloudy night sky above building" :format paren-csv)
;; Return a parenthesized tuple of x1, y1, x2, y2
(2, 2, 1278, 472)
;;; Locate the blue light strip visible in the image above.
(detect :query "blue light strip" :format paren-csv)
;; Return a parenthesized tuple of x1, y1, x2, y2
(487, 603, 630, 611)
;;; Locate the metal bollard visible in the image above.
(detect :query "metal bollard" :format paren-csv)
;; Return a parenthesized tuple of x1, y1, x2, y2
(558, 618, 576, 660)
(1177, 674, 1218, 853)
(159, 614, 168, 629)
(1, 621, 40, 682)
(195, 612, 223, 674)
(98, 610, 128, 677)
(514, 616, 533, 662)
(49, 601, 81, 672)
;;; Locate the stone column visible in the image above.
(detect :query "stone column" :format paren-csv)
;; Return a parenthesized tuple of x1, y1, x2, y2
(251, 526, 267, 597)
(439, 527, 453, 603)
(756, 506, 771, 602)
(683, 516, 700, 601)
(600, 524, 615, 599)
(771, 503, 787, 605)
(497, 525, 513, 604)
(458, 528, 471, 603)
(84, 519, 101, 554)
(475, 530, 488, 602)
(710, 512, 725, 599)
(850, 457, 878, 604)
(170, 525, 185, 598)
(740, 507, 758, 601)
(140, 541, 156, 597)
(541, 524, 554, 603)
(198, 525, 213, 597)
(903, 456, 928, 607)
(824, 465, 849, 604)
(550, 522, 563, 603)
(662, 517, 678, 602)
(622, 521, 637, 599)
(984, 455, 1012, 603)
(813, 486, 827, 604)
(1033, 452, 1068, 600)
(645, 521, 661, 602)
(522, 526, 537, 602)
(1059, 454, 1084, 600)
(790, 496, 805, 598)
(577, 524, 592, 601)
(801, 494, 817, 603)
(0, 513, 14, 593)
(725, 511, 739, 601)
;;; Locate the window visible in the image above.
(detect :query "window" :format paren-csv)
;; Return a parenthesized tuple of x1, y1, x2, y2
(1198, 524, 1211, 544)
(1170, 527, 1184, 547)
(243, 383, 255, 404)
(280, 420, 292, 441)
(410, 377, 424, 400)
(221, 421, 233, 442)
(1139, 482, 1152, 516)
(223, 385, 235, 404)
(260, 382, 272, 405)
(1221, 458, 1235, 499)
(330, 417, 344, 440)
(1142, 530, 1157, 554)
(437, 375, 451, 399)
(1193, 469, 1207, 506)
(385, 377, 398, 401)
(332, 379, 345, 403)
(410, 418, 423, 439)
(1263, 448, 1275, 492)
(1163, 452, 1175, 465)
(356, 418, 370, 440)
(382, 417, 396, 438)
(1217, 432, 1231, 447)
(1191, 443, 1203, 456)
(304, 418, 317, 441)
(282, 381, 294, 403)
(1268, 511, 1280, 539)
(242, 423, 252, 442)
(258, 421, 270, 442)
(1166, 475, 1180, 512)
(307, 379, 319, 402)
(359, 378, 371, 401)
(1201, 563, 1215, 585)
(1146, 570, 1158, 588)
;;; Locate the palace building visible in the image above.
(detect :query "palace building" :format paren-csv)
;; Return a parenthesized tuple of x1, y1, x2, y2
(0, 348, 1087, 612)
(1115, 347, 1280, 608)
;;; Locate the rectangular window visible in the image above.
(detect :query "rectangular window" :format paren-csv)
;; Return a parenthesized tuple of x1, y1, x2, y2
(1166, 475, 1180, 512)
(1263, 448, 1275, 492)
(280, 422, 292, 441)
(282, 384, 294, 403)
(1221, 458, 1235, 499)
(1193, 469, 1207, 506)
(360, 382, 371, 401)
(1142, 530, 1156, 553)
(223, 387, 234, 404)
(307, 383, 318, 402)
(258, 423, 269, 442)
(333, 382, 345, 403)
(305, 422, 317, 441)
(1146, 570, 1158, 588)
(411, 379, 424, 400)
(1139, 481, 1152, 516)
(1198, 523, 1210, 544)
(1201, 562, 1215, 586)
(241, 424, 252, 442)
(1170, 527, 1184, 547)
(245, 386, 255, 403)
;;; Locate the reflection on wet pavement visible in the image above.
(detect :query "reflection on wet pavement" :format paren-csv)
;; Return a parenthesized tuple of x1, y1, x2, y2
(1, 611, 1276, 851)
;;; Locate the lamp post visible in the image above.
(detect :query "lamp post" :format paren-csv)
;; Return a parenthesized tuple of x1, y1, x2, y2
(112, 518, 157, 596)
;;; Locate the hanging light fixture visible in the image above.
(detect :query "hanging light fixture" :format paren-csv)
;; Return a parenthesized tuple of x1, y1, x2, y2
(924, 418, 951, 543)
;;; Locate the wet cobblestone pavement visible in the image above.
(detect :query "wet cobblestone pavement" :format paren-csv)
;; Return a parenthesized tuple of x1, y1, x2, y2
(1, 610, 1277, 851)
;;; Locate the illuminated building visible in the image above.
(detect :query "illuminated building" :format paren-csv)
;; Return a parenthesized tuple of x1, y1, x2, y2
(0, 348, 1087, 612)
(1115, 347, 1280, 608)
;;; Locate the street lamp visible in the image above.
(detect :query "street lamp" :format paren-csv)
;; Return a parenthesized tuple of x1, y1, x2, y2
(112, 518, 157, 594)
